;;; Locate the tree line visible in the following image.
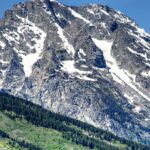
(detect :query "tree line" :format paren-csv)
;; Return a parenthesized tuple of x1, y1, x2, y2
(0, 93, 149, 150)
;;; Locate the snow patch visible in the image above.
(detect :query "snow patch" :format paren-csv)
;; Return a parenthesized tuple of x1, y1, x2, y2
(16, 15, 46, 77)
(101, 22, 106, 29)
(0, 60, 9, 64)
(123, 94, 134, 105)
(105, 115, 112, 131)
(21, 32, 46, 77)
(61, 60, 96, 81)
(56, 13, 62, 18)
(78, 113, 98, 128)
(116, 10, 122, 15)
(145, 118, 150, 122)
(141, 71, 150, 77)
(133, 106, 141, 113)
(0, 41, 6, 49)
(87, 9, 94, 14)
(92, 38, 113, 62)
(55, 23, 75, 56)
(79, 49, 86, 56)
(81, 65, 88, 69)
(92, 38, 150, 102)
(101, 9, 109, 16)
(68, 7, 92, 25)
(50, 0, 65, 7)
(78, 48, 86, 59)
(42, 2, 52, 15)
(114, 13, 131, 24)
(0, 69, 7, 89)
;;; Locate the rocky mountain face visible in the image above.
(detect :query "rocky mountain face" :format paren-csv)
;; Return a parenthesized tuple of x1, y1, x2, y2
(0, 0, 150, 144)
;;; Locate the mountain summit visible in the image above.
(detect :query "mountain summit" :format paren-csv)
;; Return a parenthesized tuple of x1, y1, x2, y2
(0, 0, 150, 144)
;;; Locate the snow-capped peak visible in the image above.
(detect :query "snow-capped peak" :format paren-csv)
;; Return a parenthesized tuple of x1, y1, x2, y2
(1, 0, 150, 144)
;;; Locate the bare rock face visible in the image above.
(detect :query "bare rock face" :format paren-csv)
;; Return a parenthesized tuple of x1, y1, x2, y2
(0, 0, 150, 144)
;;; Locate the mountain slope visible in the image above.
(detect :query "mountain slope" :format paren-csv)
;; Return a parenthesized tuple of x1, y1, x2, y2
(0, 113, 88, 150)
(0, 93, 149, 150)
(0, 0, 150, 144)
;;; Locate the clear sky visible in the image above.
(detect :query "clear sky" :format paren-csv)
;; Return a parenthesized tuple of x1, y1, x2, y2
(0, 0, 150, 33)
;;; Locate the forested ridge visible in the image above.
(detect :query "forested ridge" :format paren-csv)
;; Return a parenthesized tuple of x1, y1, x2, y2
(0, 93, 149, 150)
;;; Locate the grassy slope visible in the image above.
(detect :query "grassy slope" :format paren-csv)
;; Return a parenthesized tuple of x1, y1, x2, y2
(0, 93, 149, 150)
(0, 111, 89, 150)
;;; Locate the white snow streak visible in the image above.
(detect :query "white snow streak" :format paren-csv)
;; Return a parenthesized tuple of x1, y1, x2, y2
(130, 22, 150, 38)
(55, 23, 75, 56)
(0, 41, 6, 49)
(56, 13, 62, 18)
(0, 60, 9, 64)
(0, 67, 8, 89)
(87, 9, 94, 14)
(78, 48, 86, 59)
(87, 7, 109, 16)
(68, 7, 92, 25)
(101, 9, 109, 16)
(127, 47, 148, 60)
(51, 0, 65, 7)
(128, 29, 150, 50)
(114, 12, 131, 24)
(127, 47, 150, 67)
(0, 69, 7, 88)
(92, 38, 150, 102)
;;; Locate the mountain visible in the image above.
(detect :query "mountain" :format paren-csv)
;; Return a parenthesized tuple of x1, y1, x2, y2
(0, 93, 150, 150)
(0, 0, 150, 144)
(0, 93, 92, 150)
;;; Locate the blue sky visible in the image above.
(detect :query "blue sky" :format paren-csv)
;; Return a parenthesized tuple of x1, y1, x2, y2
(0, 0, 150, 33)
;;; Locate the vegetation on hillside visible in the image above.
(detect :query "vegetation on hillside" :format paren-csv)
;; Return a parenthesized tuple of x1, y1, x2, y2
(0, 112, 89, 150)
(0, 93, 149, 150)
